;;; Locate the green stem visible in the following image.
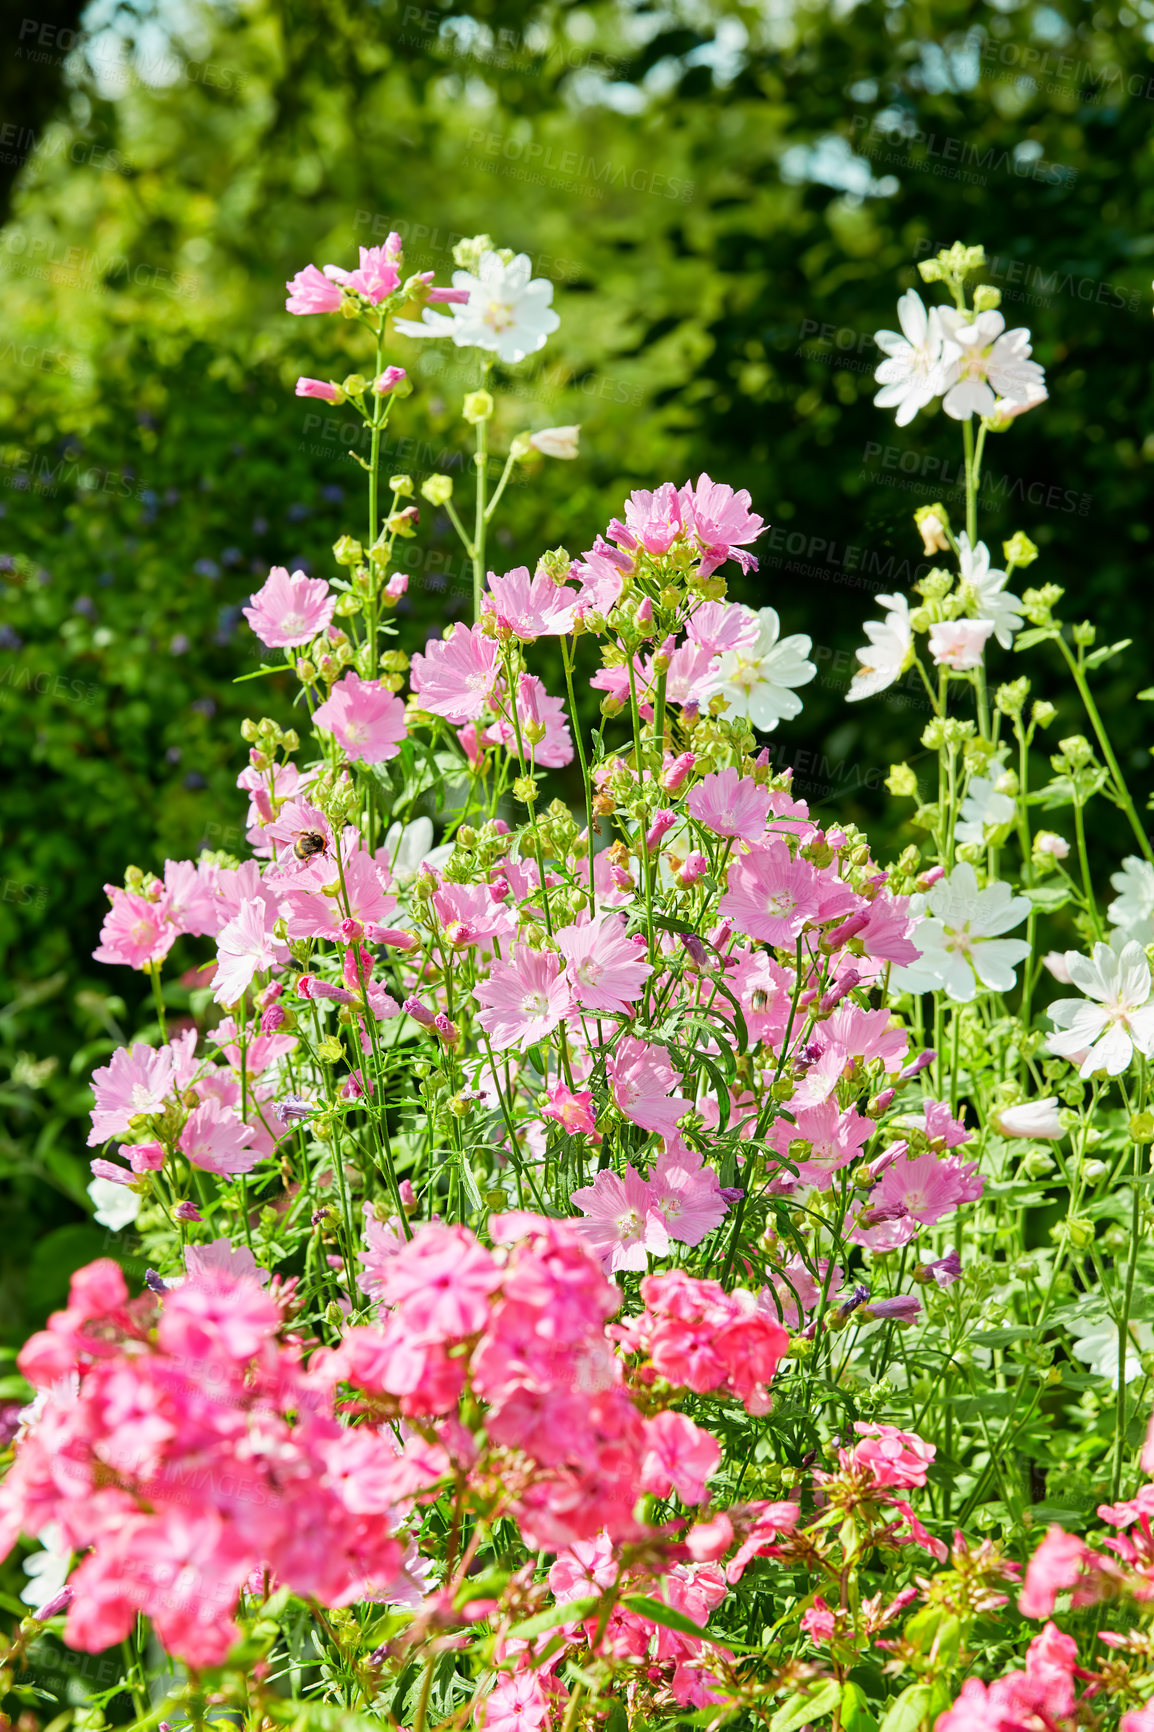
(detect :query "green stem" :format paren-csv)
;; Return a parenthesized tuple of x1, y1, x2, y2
(1057, 636, 1154, 863)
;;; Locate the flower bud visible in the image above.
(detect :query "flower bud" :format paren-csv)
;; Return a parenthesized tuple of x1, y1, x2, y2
(420, 473, 454, 506)
(463, 390, 494, 424)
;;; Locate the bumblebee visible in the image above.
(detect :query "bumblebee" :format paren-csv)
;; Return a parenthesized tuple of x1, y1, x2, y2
(294, 830, 328, 861)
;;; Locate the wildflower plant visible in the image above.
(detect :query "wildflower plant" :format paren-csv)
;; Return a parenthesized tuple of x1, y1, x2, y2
(3, 233, 1154, 1732)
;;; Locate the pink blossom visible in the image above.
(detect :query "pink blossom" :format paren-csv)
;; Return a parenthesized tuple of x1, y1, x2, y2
(650, 1147, 729, 1247)
(93, 885, 174, 971)
(242, 566, 336, 648)
(557, 913, 652, 1013)
(606, 1037, 690, 1138)
(432, 881, 517, 949)
(89, 1043, 175, 1145)
(763, 1254, 842, 1329)
(1019, 1525, 1093, 1619)
(178, 1096, 260, 1176)
(687, 768, 772, 841)
(572, 537, 627, 617)
(850, 1422, 935, 1489)
(476, 948, 574, 1052)
(618, 483, 684, 555)
(410, 623, 500, 723)
(877, 1149, 984, 1224)
(281, 845, 394, 942)
(375, 1224, 501, 1340)
(483, 565, 579, 638)
(542, 1084, 599, 1138)
(641, 1410, 721, 1504)
(295, 377, 342, 402)
(312, 671, 407, 763)
(285, 263, 343, 314)
(325, 245, 401, 303)
(720, 841, 821, 945)
(214, 897, 283, 1006)
(570, 1166, 669, 1273)
(686, 599, 760, 656)
(769, 1099, 871, 1190)
(482, 1671, 551, 1732)
(679, 474, 765, 575)
(162, 859, 220, 938)
(928, 618, 995, 670)
(485, 673, 573, 768)
(801, 1597, 838, 1643)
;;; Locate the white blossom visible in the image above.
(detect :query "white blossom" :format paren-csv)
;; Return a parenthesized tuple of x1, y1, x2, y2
(956, 761, 1016, 849)
(21, 1525, 71, 1610)
(873, 291, 949, 426)
(845, 592, 913, 703)
(395, 251, 560, 364)
(992, 1098, 1064, 1140)
(1048, 940, 1154, 1077)
(956, 533, 1024, 649)
(938, 309, 1047, 421)
(1107, 855, 1154, 946)
(706, 606, 816, 732)
(87, 1176, 141, 1232)
(890, 863, 1031, 1003)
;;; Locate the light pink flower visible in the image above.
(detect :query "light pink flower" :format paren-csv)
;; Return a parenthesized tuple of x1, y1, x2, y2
(606, 1037, 690, 1138)
(295, 378, 342, 402)
(93, 886, 175, 971)
(410, 623, 500, 724)
(484, 673, 573, 768)
(178, 1097, 260, 1176)
(570, 1165, 670, 1273)
(312, 671, 407, 763)
(242, 567, 335, 649)
(324, 245, 401, 303)
(214, 898, 283, 1005)
(482, 1671, 551, 1732)
(475, 948, 574, 1051)
(483, 565, 579, 638)
(617, 483, 684, 555)
(162, 859, 220, 938)
(89, 1043, 175, 1145)
(285, 263, 343, 315)
(678, 474, 766, 576)
(928, 618, 995, 670)
(556, 913, 652, 1014)
(687, 767, 772, 841)
(542, 1084, 599, 1138)
(720, 841, 821, 945)
(876, 1148, 983, 1224)
(770, 1098, 871, 1191)
(650, 1147, 729, 1247)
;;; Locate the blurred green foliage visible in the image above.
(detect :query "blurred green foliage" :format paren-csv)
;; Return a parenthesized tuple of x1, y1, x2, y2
(1, 0, 1153, 1341)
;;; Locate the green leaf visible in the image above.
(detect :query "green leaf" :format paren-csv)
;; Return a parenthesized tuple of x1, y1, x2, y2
(622, 1595, 712, 1641)
(771, 1679, 843, 1732)
(1021, 883, 1072, 912)
(1083, 638, 1132, 669)
(506, 1596, 599, 1640)
(878, 1682, 934, 1732)
(1014, 627, 1060, 652)
(842, 1681, 880, 1732)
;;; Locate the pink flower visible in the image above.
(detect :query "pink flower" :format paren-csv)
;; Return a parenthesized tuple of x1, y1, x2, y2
(295, 377, 342, 402)
(571, 1166, 670, 1273)
(262, 798, 333, 868)
(410, 623, 500, 723)
(650, 1147, 729, 1247)
(325, 245, 402, 303)
(374, 365, 407, 395)
(162, 859, 220, 937)
(877, 1149, 984, 1224)
(312, 671, 407, 763)
(687, 767, 772, 841)
(850, 1422, 935, 1489)
(375, 1223, 501, 1340)
(89, 1043, 175, 1145)
(572, 537, 627, 616)
(485, 673, 573, 769)
(483, 565, 579, 638)
(928, 618, 995, 670)
(720, 841, 821, 945)
(606, 1037, 690, 1138)
(285, 263, 343, 314)
(686, 599, 760, 656)
(1018, 1525, 1093, 1619)
(475, 948, 574, 1052)
(641, 1410, 721, 1504)
(93, 886, 174, 971)
(769, 1099, 871, 1190)
(679, 474, 765, 575)
(618, 483, 684, 555)
(482, 1671, 551, 1732)
(556, 913, 652, 1013)
(214, 898, 282, 1006)
(542, 1084, 599, 1138)
(242, 566, 336, 649)
(801, 1597, 838, 1643)
(178, 1096, 260, 1176)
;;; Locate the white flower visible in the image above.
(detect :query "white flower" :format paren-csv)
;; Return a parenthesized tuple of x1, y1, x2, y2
(890, 862, 1031, 1003)
(846, 592, 913, 703)
(1048, 941, 1154, 1077)
(1067, 1312, 1154, 1386)
(938, 309, 1047, 421)
(992, 1097, 1064, 1140)
(394, 251, 560, 365)
(873, 291, 948, 426)
(706, 606, 816, 732)
(528, 425, 579, 459)
(87, 1176, 141, 1232)
(21, 1525, 71, 1610)
(956, 533, 1023, 649)
(1035, 831, 1070, 860)
(1108, 856, 1154, 946)
(928, 618, 995, 670)
(956, 763, 1016, 849)
(989, 379, 1049, 423)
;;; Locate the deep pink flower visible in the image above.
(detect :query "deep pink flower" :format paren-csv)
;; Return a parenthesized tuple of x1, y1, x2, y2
(542, 1084, 599, 1138)
(850, 1422, 935, 1489)
(1019, 1526, 1093, 1619)
(570, 1165, 669, 1273)
(720, 841, 821, 945)
(410, 623, 500, 724)
(687, 767, 772, 841)
(641, 1409, 721, 1504)
(475, 947, 574, 1052)
(607, 1037, 690, 1138)
(483, 565, 579, 638)
(295, 377, 342, 402)
(678, 474, 766, 575)
(312, 671, 407, 763)
(376, 1223, 501, 1340)
(285, 263, 343, 315)
(557, 913, 652, 1014)
(242, 566, 335, 649)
